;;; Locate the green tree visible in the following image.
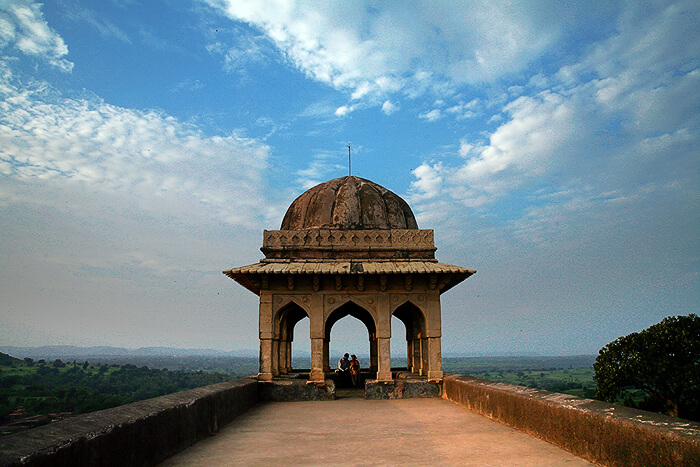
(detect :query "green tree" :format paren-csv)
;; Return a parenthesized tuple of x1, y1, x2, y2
(594, 314, 699, 419)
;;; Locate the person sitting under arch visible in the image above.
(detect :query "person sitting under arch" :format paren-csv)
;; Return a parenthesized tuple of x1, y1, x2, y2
(349, 354, 361, 388)
(336, 353, 350, 387)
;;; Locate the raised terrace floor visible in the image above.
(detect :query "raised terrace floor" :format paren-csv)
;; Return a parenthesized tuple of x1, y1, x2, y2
(161, 397, 593, 466)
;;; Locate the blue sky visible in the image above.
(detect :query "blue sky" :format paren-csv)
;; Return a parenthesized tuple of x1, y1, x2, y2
(0, 0, 697, 357)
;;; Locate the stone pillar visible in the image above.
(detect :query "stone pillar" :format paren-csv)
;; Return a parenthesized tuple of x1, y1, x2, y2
(310, 337, 325, 383)
(375, 294, 392, 381)
(406, 338, 412, 370)
(271, 339, 280, 377)
(323, 338, 331, 372)
(376, 337, 392, 382)
(369, 335, 378, 372)
(308, 293, 324, 383)
(427, 337, 443, 381)
(258, 293, 274, 381)
(259, 338, 273, 381)
(412, 337, 422, 374)
(279, 339, 288, 374)
(421, 337, 428, 376)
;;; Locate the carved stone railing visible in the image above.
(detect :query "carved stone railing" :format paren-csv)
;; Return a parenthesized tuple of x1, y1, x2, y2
(261, 229, 436, 259)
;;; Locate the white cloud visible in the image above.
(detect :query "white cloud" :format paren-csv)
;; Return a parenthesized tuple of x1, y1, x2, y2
(213, 31, 273, 74)
(334, 105, 354, 117)
(528, 73, 548, 89)
(458, 141, 474, 157)
(446, 98, 480, 120)
(409, 163, 443, 202)
(0, 78, 270, 227)
(62, 6, 131, 44)
(406, 1, 699, 246)
(419, 2, 699, 208)
(206, 1, 564, 104)
(172, 79, 204, 93)
(294, 151, 344, 189)
(0, 0, 73, 72)
(456, 91, 577, 182)
(381, 100, 397, 115)
(419, 109, 441, 122)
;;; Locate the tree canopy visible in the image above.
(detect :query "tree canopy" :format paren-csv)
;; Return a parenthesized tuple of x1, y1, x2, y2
(0, 360, 232, 426)
(594, 314, 699, 419)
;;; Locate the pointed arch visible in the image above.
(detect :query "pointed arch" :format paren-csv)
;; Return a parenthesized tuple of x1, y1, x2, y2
(392, 301, 428, 374)
(324, 300, 378, 374)
(325, 300, 377, 339)
(275, 301, 309, 339)
(392, 300, 426, 340)
(274, 301, 310, 374)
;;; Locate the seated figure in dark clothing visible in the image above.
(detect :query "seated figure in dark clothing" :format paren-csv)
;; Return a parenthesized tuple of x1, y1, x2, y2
(349, 354, 361, 387)
(336, 353, 350, 387)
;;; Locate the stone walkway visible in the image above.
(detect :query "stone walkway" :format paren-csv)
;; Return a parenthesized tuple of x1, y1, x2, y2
(161, 398, 592, 466)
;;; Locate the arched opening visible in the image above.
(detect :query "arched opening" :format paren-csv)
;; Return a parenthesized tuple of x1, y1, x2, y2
(391, 315, 407, 367)
(393, 302, 427, 375)
(325, 301, 377, 387)
(276, 302, 310, 373)
(330, 317, 370, 369)
(291, 317, 310, 369)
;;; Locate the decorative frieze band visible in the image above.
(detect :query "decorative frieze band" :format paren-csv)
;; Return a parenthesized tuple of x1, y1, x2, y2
(263, 229, 435, 251)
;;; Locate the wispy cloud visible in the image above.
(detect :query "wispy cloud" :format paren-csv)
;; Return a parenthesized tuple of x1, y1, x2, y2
(419, 109, 442, 122)
(411, 2, 699, 217)
(206, 1, 566, 108)
(172, 79, 204, 93)
(334, 105, 354, 117)
(381, 100, 398, 115)
(294, 151, 344, 190)
(0, 77, 270, 227)
(446, 98, 480, 120)
(62, 4, 132, 44)
(0, 0, 73, 72)
(207, 27, 275, 76)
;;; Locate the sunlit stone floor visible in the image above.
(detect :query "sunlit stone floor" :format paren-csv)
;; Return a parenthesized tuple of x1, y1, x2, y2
(161, 397, 592, 466)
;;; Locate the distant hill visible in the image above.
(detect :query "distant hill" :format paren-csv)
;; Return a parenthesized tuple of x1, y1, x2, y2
(442, 355, 597, 371)
(0, 346, 258, 360)
(0, 352, 22, 365)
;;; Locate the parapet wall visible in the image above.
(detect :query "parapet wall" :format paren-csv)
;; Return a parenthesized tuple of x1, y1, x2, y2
(443, 374, 700, 467)
(5, 374, 700, 466)
(0, 378, 258, 467)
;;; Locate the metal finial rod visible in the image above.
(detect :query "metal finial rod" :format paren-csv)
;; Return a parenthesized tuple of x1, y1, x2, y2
(348, 144, 351, 176)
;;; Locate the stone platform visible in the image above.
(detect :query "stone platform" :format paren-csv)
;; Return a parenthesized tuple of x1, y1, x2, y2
(258, 371, 441, 401)
(161, 397, 593, 466)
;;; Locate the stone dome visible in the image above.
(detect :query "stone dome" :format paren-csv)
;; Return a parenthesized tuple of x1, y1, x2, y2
(281, 176, 419, 230)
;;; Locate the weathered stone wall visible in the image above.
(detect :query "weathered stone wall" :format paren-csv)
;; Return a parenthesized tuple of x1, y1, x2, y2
(365, 379, 441, 399)
(258, 379, 336, 401)
(443, 375, 700, 467)
(0, 378, 258, 467)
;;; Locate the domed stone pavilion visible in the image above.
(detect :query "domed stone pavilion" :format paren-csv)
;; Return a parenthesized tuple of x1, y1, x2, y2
(224, 176, 475, 385)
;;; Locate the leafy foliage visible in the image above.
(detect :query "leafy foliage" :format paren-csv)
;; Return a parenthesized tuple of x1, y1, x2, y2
(0, 358, 232, 426)
(0, 353, 21, 366)
(594, 314, 699, 420)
